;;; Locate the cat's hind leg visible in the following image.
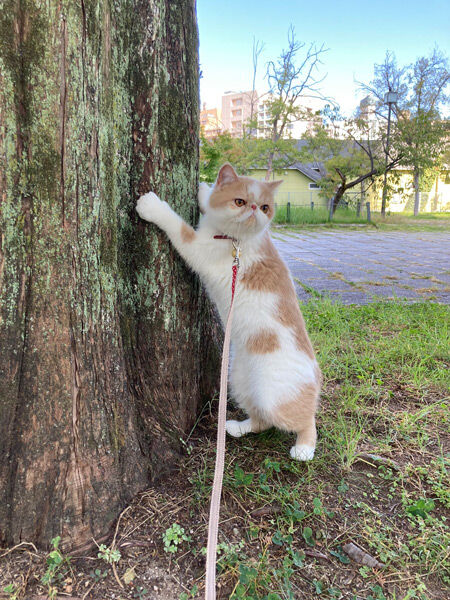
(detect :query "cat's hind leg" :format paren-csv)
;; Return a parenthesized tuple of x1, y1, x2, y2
(271, 383, 319, 461)
(290, 418, 317, 461)
(227, 356, 271, 438)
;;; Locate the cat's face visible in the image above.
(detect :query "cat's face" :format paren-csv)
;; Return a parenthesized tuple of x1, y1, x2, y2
(207, 164, 282, 239)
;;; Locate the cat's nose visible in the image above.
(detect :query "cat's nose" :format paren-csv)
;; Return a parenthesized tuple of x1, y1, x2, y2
(251, 204, 257, 210)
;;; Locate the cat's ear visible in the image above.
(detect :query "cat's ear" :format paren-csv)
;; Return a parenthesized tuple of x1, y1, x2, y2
(267, 179, 283, 192)
(216, 163, 238, 187)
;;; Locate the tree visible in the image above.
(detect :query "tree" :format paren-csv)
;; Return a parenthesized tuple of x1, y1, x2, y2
(0, 0, 217, 551)
(300, 107, 403, 216)
(257, 26, 328, 179)
(200, 132, 251, 182)
(360, 49, 450, 215)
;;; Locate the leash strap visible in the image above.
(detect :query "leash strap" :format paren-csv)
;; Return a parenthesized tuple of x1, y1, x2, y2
(205, 245, 240, 600)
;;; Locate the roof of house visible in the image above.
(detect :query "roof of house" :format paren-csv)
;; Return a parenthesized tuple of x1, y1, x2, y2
(252, 140, 327, 182)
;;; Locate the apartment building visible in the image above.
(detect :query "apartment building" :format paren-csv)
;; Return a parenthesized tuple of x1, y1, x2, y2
(257, 96, 323, 138)
(357, 96, 380, 137)
(200, 104, 222, 139)
(221, 90, 258, 137)
(202, 91, 323, 139)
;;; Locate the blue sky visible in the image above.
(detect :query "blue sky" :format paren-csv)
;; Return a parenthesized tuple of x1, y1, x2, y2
(197, 0, 450, 116)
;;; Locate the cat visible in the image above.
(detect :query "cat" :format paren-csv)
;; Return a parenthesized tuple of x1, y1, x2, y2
(136, 163, 321, 460)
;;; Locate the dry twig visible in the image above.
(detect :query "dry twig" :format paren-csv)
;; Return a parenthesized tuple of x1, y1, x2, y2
(342, 542, 385, 569)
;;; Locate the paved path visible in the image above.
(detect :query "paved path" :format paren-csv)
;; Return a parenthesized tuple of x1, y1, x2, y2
(272, 229, 450, 304)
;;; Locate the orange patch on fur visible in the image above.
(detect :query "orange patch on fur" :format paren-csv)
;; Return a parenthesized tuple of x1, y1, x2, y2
(276, 295, 315, 360)
(246, 330, 280, 354)
(241, 235, 289, 292)
(272, 383, 319, 442)
(180, 223, 196, 243)
(242, 236, 316, 359)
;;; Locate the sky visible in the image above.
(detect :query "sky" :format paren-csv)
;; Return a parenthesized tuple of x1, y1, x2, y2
(197, 0, 450, 116)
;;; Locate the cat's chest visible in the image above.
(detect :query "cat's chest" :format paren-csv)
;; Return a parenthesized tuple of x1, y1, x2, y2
(200, 248, 257, 316)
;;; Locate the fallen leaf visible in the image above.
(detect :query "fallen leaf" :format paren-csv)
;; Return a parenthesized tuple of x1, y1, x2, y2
(123, 566, 136, 585)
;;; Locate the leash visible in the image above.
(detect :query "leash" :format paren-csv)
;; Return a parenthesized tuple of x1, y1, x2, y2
(205, 237, 240, 600)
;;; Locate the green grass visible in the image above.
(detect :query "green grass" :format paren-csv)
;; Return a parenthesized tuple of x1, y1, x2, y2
(187, 299, 450, 600)
(394, 211, 450, 220)
(2, 301, 448, 600)
(273, 205, 370, 225)
(373, 212, 450, 231)
(273, 204, 450, 231)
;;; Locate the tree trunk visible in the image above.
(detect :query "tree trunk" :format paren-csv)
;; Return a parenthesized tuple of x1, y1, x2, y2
(330, 187, 345, 217)
(0, 0, 217, 552)
(413, 167, 420, 216)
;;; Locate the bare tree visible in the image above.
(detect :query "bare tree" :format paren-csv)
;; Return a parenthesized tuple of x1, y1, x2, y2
(247, 37, 265, 137)
(261, 26, 329, 179)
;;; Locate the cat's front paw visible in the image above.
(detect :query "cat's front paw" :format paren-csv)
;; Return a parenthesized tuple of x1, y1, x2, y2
(225, 419, 252, 438)
(136, 192, 165, 223)
(198, 182, 210, 214)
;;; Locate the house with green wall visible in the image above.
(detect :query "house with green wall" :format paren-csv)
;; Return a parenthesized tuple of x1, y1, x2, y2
(250, 165, 450, 213)
(250, 166, 328, 208)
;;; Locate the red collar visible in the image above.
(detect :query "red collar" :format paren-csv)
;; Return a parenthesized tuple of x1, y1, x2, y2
(213, 234, 234, 240)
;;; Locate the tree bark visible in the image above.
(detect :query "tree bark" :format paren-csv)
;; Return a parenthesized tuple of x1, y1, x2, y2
(0, 0, 217, 552)
(330, 187, 346, 216)
(413, 166, 420, 216)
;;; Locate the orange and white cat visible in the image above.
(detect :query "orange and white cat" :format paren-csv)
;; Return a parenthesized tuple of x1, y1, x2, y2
(136, 164, 321, 460)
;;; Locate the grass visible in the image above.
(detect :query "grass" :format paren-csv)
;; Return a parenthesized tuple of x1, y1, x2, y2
(272, 205, 450, 231)
(273, 205, 370, 226)
(1, 300, 449, 600)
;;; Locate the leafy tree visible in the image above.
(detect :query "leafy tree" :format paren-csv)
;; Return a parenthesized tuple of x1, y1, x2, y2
(360, 49, 450, 215)
(300, 107, 402, 216)
(199, 132, 257, 181)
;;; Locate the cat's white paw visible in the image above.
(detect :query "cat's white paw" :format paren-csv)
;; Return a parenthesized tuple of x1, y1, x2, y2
(225, 419, 253, 438)
(198, 182, 210, 214)
(290, 444, 315, 461)
(136, 192, 165, 223)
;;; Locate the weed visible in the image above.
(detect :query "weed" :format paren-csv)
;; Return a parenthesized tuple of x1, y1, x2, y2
(162, 523, 191, 554)
(40, 537, 72, 599)
(3, 584, 18, 600)
(89, 568, 108, 582)
(132, 586, 149, 599)
(179, 584, 199, 599)
(97, 543, 121, 564)
(233, 465, 254, 486)
(405, 498, 435, 519)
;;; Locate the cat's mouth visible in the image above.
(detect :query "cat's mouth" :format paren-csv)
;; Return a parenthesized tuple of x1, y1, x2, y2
(237, 211, 257, 225)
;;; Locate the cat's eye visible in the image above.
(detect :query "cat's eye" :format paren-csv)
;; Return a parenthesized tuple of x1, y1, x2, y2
(234, 198, 246, 207)
(261, 204, 270, 214)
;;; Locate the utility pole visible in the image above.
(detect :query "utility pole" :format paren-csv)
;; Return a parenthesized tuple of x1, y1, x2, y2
(381, 90, 398, 217)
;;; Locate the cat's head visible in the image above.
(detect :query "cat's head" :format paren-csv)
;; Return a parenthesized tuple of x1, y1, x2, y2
(206, 164, 282, 239)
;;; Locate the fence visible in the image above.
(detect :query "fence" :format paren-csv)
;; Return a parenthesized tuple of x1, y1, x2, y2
(276, 190, 450, 216)
(378, 191, 450, 213)
(275, 189, 366, 209)
(274, 198, 372, 225)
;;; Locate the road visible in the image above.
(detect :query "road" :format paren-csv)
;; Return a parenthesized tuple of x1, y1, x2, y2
(272, 229, 450, 304)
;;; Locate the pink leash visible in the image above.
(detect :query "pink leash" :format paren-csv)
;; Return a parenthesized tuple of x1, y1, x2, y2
(205, 240, 240, 600)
